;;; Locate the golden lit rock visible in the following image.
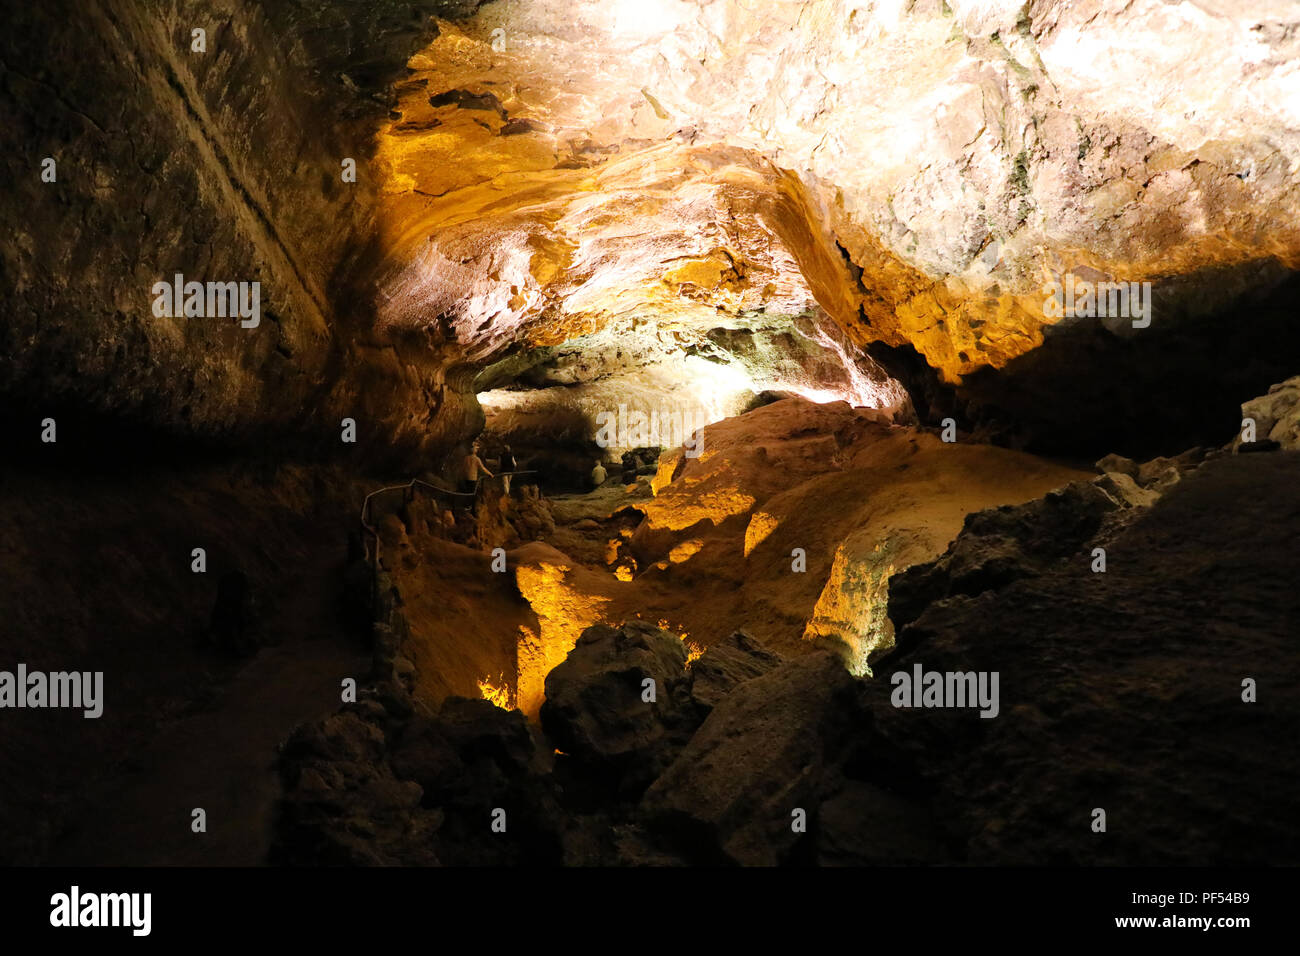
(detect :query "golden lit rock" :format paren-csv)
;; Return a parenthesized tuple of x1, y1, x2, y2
(365, 2, 1300, 387)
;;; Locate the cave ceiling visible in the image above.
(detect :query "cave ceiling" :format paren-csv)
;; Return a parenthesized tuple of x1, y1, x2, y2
(368, 0, 1300, 387)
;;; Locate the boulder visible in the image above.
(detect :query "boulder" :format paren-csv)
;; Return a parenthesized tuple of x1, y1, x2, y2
(641, 651, 861, 865)
(390, 697, 564, 866)
(1093, 471, 1158, 509)
(277, 693, 564, 866)
(688, 630, 782, 712)
(1236, 376, 1300, 451)
(1129, 447, 1209, 492)
(275, 709, 438, 866)
(887, 480, 1123, 637)
(541, 621, 701, 796)
(1094, 453, 1138, 478)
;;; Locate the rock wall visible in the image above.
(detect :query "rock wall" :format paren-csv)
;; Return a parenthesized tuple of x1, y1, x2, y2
(0, 0, 488, 461)
(276, 409, 1300, 865)
(363, 0, 1300, 456)
(9, 0, 1297, 461)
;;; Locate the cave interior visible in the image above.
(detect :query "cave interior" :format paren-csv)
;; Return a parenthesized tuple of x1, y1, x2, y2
(2, 0, 1299, 869)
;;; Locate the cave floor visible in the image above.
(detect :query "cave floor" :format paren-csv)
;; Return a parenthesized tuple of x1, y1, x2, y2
(0, 460, 376, 866)
(46, 567, 370, 866)
(389, 398, 1091, 715)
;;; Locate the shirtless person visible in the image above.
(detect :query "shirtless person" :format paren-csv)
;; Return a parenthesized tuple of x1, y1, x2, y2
(461, 441, 493, 496)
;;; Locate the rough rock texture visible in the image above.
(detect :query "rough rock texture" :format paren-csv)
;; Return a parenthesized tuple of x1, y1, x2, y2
(688, 630, 783, 713)
(540, 621, 702, 796)
(362, 0, 1300, 456)
(278, 620, 883, 866)
(0, 0, 490, 461)
(276, 692, 564, 866)
(1236, 375, 1300, 451)
(642, 650, 862, 866)
(279, 440, 1300, 867)
(631, 396, 1089, 671)
(888, 440, 1224, 639)
(1097, 446, 1212, 495)
(276, 707, 437, 865)
(9, 0, 1298, 465)
(375, 397, 1092, 725)
(887, 479, 1133, 638)
(868, 450, 1300, 864)
(379, 2, 1300, 368)
(475, 313, 909, 476)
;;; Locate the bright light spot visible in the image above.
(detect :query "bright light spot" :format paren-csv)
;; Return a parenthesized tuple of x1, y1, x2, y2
(683, 640, 704, 667)
(743, 512, 781, 557)
(679, 354, 754, 425)
(607, 0, 690, 41)
(655, 618, 703, 667)
(795, 324, 909, 410)
(668, 538, 704, 563)
(478, 673, 516, 710)
(479, 318, 907, 460)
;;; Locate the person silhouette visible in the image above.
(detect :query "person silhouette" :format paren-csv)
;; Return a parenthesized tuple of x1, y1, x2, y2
(461, 441, 493, 499)
(501, 444, 516, 494)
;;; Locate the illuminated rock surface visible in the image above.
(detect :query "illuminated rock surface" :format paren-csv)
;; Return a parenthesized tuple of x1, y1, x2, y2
(381, 396, 1088, 719)
(378, 1, 1300, 379)
(4, 0, 1300, 870)
(275, 439, 1300, 866)
(9, 1, 1300, 459)
(363, 0, 1300, 454)
(540, 621, 702, 796)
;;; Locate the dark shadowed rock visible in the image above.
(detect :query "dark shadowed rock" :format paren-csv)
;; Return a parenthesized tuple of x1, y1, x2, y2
(887, 480, 1123, 637)
(392, 697, 550, 811)
(393, 696, 563, 866)
(275, 709, 437, 866)
(541, 621, 702, 797)
(816, 781, 945, 866)
(641, 650, 862, 865)
(276, 692, 563, 866)
(208, 570, 262, 657)
(861, 452, 1300, 865)
(689, 629, 782, 712)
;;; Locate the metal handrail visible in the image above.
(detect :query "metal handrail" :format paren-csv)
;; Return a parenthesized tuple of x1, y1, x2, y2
(358, 471, 538, 565)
